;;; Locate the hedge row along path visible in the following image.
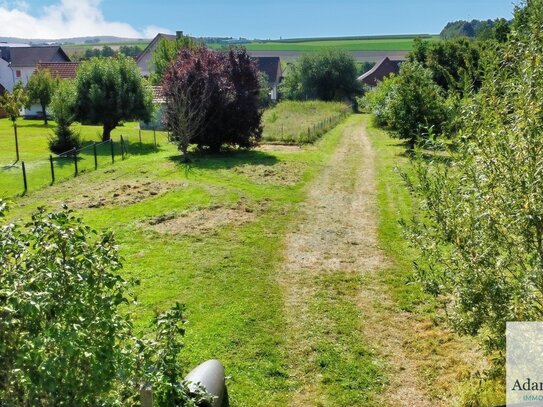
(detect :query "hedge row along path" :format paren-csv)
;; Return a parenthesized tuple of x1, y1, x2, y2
(279, 116, 436, 406)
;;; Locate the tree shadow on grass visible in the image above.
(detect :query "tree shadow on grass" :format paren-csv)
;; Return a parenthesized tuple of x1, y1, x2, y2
(168, 148, 279, 173)
(398, 148, 453, 166)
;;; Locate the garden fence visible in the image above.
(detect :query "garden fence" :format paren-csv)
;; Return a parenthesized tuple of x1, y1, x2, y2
(3, 127, 167, 197)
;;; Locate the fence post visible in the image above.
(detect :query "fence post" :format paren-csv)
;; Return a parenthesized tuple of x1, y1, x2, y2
(73, 148, 78, 177)
(153, 128, 157, 148)
(14, 123, 20, 162)
(140, 384, 153, 407)
(93, 142, 98, 170)
(139, 128, 142, 146)
(110, 139, 115, 164)
(21, 161, 27, 192)
(50, 155, 55, 184)
(120, 135, 125, 160)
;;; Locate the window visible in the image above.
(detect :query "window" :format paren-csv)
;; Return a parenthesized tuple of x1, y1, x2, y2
(15, 70, 21, 78)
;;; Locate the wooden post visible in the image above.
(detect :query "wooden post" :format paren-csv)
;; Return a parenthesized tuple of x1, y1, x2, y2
(120, 135, 125, 160)
(93, 142, 98, 170)
(14, 122, 20, 162)
(140, 384, 153, 407)
(153, 128, 157, 148)
(50, 155, 55, 184)
(110, 139, 115, 164)
(73, 148, 78, 177)
(139, 128, 142, 146)
(22, 161, 27, 192)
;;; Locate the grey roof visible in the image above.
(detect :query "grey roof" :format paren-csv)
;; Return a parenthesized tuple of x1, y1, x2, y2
(0, 46, 70, 67)
(254, 56, 282, 84)
(136, 33, 176, 65)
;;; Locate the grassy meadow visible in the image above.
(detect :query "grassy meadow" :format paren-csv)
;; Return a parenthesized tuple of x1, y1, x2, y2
(262, 101, 350, 144)
(365, 117, 504, 406)
(0, 119, 167, 198)
(0, 110, 500, 405)
(3, 115, 360, 406)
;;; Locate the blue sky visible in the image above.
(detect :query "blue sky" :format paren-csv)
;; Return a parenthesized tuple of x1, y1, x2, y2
(0, 0, 516, 39)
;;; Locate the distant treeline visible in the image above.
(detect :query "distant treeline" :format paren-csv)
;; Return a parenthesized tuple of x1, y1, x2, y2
(70, 45, 144, 61)
(440, 19, 511, 41)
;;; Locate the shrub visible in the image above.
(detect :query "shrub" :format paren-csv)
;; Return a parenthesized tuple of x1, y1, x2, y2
(49, 80, 80, 154)
(0, 203, 208, 406)
(363, 62, 448, 147)
(385, 62, 448, 146)
(162, 46, 262, 158)
(405, 0, 543, 360)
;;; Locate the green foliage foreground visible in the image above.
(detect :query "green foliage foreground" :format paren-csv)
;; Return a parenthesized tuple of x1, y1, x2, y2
(0, 202, 209, 406)
(405, 0, 543, 361)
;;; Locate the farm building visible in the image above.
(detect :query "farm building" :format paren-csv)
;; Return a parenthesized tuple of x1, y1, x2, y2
(358, 57, 402, 87)
(136, 32, 177, 77)
(254, 56, 282, 101)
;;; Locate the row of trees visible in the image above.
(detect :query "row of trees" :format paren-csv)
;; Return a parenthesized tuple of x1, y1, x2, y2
(1, 42, 264, 158)
(368, 0, 543, 370)
(361, 36, 485, 147)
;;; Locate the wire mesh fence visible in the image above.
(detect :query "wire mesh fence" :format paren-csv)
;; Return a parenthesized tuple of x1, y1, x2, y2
(0, 127, 168, 198)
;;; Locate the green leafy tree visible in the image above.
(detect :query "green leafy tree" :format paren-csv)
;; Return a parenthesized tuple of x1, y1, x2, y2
(0, 82, 28, 158)
(152, 34, 198, 84)
(0, 202, 210, 406)
(374, 61, 448, 147)
(25, 69, 58, 124)
(405, 0, 543, 359)
(281, 49, 360, 101)
(408, 37, 483, 95)
(257, 71, 271, 107)
(49, 80, 80, 153)
(0, 82, 27, 123)
(74, 55, 153, 141)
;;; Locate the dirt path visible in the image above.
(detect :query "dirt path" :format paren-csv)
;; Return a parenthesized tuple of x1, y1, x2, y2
(279, 117, 436, 406)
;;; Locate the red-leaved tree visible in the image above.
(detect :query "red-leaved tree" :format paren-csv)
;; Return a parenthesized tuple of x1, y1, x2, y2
(162, 47, 262, 160)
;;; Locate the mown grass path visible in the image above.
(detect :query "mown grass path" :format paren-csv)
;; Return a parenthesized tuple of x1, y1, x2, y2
(279, 115, 440, 406)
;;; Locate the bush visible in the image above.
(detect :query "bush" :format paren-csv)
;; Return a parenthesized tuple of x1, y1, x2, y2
(405, 0, 543, 360)
(362, 61, 448, 147)
(162, 46, 262, 158)
(358, 74, 398, 127)
(0, 203, 208, 406)
(49, 80, 80, 154)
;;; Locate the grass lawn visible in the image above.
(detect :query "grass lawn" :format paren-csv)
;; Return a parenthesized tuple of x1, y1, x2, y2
(3, 115, 356, 406)
(0, 119, 167, 198)
(365, 116, 505, 406)
(262, 101, 350, 144)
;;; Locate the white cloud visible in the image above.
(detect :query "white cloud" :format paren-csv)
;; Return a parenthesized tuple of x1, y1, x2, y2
(0, 0, 170, 39)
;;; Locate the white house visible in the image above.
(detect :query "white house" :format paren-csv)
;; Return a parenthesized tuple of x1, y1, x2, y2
(0, 45, 71, 118)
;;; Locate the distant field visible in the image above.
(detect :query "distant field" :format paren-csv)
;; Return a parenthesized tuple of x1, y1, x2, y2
(243, 38, 429, 52)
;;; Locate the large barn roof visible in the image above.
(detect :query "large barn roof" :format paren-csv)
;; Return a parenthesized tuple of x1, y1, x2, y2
(1, 46, 70, 67)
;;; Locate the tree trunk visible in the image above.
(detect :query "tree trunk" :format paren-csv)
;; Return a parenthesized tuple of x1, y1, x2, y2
(42, 103, 48, 125)
(102, 124, 115, 142)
